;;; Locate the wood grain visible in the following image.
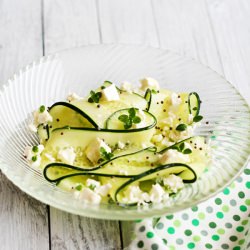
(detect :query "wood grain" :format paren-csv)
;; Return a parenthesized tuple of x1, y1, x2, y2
(0, 1, 50, 250)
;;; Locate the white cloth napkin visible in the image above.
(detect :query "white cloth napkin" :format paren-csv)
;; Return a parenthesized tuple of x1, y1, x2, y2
(129, 163, 250, 250)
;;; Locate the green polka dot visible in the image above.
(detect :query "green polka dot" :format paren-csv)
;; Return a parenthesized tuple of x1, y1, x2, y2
(187, 242, 195, 249)
(167, 227, 175, 234)
(162, 239, 167, 245)
(241, 220, 248, 225)
(139, 226, 145, 232)
(191, 206, 198, 212)
(246, 181, 250, 189)
(236, 177, 243, 183)
(238, 191, 245, 199)
(173, 220, 181, 227)
(209, 222, 217, 228)
(210, 135, 216, 140)
(206, 206, 213, 213)
(166, 214, 174, 220)
(238, 239, 245, 245)
(230, 199, 237, 206)
(221, 243, 229, 249)
(198, 212, 205, 220)
(185, 229, 192, 236)
(216, 212, 224, 219)
(233, 246, 241, 250)
(215, 198, 222, 205)
(223, 188, 230, 195)
(151, 243, 159, 250)
(217, 228, 225, 235)
(201, 230, 208, 236)
(169, 245, 175, 250)
(176, 238, 183, 245)
(205, 243, 213, 249)
(156, 223, 164, 230)
(146, 232, 154, 238)
(236, 226, 244, 232)
(230, 236, 238, 242)
(233, 215, 241, 221)
(212, 234, 220, 241)
(225, 222, 233, 228)
(230, 182, 236, 188)
(222, 205, 229, 212)
(135, 219, 142, 223)
(245, 199, 250, 205)
(182, 213, 189, 220)
(137, 241, 144, 248)
(192, 219, 199, 226)
(240, 205, 247, 212)
(244, 169, 250, 175)
(193, 235, 201, 242)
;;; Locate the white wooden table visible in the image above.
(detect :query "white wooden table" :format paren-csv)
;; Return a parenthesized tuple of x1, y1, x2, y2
(0, 1, 249, 249)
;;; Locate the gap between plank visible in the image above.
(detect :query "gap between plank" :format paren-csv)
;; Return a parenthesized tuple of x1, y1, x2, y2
(95, 0, 103, 43)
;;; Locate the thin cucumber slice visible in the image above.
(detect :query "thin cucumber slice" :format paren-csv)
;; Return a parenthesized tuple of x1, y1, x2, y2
(188, 92, 201, 117)
(144, 88, 152, 111)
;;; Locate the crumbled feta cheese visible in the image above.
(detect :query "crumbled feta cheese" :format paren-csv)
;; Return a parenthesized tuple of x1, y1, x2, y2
(188, 114, 194, 124)
(33, 109, 53, 125)
(102, 84, 120, 101)
(86, 179, 101, 189)
(138, 109, 146, 121)
(57, 147, 76, 165)
(132, 120, 146, 129)
(171, 93, 182, 106)
(79, 188, 101, 204)
(44, 153, 55, 162)
(67, 92, 82, 102)
(160, 138, 173, 147)
(121, 81, 133, 93)
(24, 146, 34, 161)
(126, 186, 144, 203)
(140, 77, 159, 91)
(162, 117, 174, 126)
(141, 143, 148, 149)
(28, 123, 37, 133)
(168, 111, 177, 119)
(184, 142, 192, 150)
(119, 169, 128, 175)
(163, 174, 184, 193)
(85, 138, 111, 164)
(149, 183, 165, 203)
(159, 149, 190, 164)
(153, 134, 164, 143)
(117, 141, 125, 149)
(24, 144, 44, 162)
(96, 183, 112, 196)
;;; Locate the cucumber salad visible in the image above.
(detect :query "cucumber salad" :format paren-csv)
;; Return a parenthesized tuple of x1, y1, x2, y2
(24, 78, 211, 207)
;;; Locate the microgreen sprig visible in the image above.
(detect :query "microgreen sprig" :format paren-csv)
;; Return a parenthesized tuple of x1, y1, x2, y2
(99, 147, 114, 162)
(171, 142, 192, 154)
(118, 108, 141, 129)
(88, 90, 102, 103)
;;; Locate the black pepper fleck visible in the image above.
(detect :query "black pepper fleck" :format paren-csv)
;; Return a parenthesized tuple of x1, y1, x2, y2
(163, 109, 166, 112)
(56, 118, 60, 122)
(206, 121, 209, 124)
(199, 147, 202, 150)
(146, 156, 149, 159)
(169, 127, 172, 130)
(161, 101, 164, 104)
(97, 104, 100, 108)
(157, 102, 159, 105)
(150, 163, 154, 167)
(61, 132, 64, 135)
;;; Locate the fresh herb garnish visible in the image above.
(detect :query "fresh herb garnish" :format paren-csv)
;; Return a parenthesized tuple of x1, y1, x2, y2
(89, 184, 96, 191)
(151, 89, 157, 94)
(75, 184, 82, 191)
(100, 147, 114, 161)
(118, 108, 141, 129)
(39, 105, 45, 113)
(88, 90, 102, 103)
(32, 145, 38, 153)
(193, 115, 203, 123)
(172, 142, 192, 154)
(176, 123, 187, 131)
(31, 155, 37, 162)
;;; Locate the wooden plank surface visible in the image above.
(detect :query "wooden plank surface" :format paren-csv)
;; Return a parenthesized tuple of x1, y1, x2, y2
(0, 1, 49, 250)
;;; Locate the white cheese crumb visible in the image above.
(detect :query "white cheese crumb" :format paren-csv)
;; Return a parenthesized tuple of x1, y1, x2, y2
(85, 138, 111, 164)
(118, 169, 128, 175)
(86, 179, 101, 189)
(24, 146, 34, 161)
(57, 147, 76, 165)
(24, 145, 44, 168)
(67, 92, 82, 102)
(34, 109, 53, 125)
(188, 113, 194, 124)
(149, 183, 165, 203)
(102, 84, 120, 101)
(79, 188, 101, 204)
(159, 149, 190, 164)
(171, 92, 182, 106)
(96, 183, 112, 196)
(163, 174, 184, 193)
(28, 123, 37, 133)
(132, 120, 146, 129)
(121, 81, 133, 93)
(140, 77, 160, 91)
(152, 134, 163, 143)
(44, 153, 55, 162)
(117, 141, 125, 149)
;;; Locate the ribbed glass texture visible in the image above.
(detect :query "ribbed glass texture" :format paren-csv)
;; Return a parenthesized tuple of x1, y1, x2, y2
(0, 44, 249, 220)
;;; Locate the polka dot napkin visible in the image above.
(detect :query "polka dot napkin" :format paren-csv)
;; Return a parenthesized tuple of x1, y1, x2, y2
(128, 164, 250, 250)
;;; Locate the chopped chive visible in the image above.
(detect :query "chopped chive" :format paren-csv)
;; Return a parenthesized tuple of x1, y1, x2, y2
(176, 124, 187, 131)
(39, 105, 45, 113)
(31, 155, 37, 162)
(183, 148, 192, 154)
(75, 185, 82, 191)
(89, 184, 96, 191)
(32, 145, 39, 153)
(193, 115, 203, 122)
